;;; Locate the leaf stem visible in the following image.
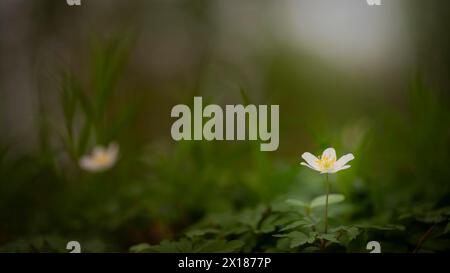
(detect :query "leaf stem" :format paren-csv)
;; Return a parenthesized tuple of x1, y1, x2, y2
(325, 173, 329, 234)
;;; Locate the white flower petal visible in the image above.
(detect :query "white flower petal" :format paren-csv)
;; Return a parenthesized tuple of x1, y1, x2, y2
(107, 143, 119, 159)
(301, 148, 354, 174)
(79, 142, 119, 173)
(330, 165, 351, 173)
(321, 148, 336, 160)
(79, 157, 101, 172)
(79, 157, 92, 169)
(300, 162, 318, 171)
(334, 153, 354, 169)
(301, 152, 320, 169)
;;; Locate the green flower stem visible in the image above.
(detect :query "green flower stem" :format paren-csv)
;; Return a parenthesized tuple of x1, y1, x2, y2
(325, 173, 329, 233)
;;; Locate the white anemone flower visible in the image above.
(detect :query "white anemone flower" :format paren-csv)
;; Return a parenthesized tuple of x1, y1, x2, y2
(79, 143, 119, 173)
(300, 147, 354, 233)
(301, 147, 354, 174)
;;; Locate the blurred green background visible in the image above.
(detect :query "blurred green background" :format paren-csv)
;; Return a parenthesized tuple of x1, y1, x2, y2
(0, 0, 449, 252)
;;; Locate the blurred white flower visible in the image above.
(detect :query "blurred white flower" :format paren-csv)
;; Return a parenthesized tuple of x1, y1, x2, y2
(79, 143, 119, 173)
(301, 147, 354, 174)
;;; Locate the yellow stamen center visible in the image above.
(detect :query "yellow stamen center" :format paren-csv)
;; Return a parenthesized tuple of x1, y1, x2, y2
(93, 152, 111, 165)
(315, 155, 336, 171)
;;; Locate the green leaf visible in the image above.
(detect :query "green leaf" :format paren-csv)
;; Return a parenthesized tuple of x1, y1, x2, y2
(224, 226, 250, 236)
(280, 220, 309, 231)
(307, 232, 318, 244)
(317, 233, 339, 243)
(289, 231, 309, 248)
(280, 218, 317, 231)
(331, 226, 361, 244)
(302, 246, 321, 252)
(274, 231, 311, 248)
(344, 227, 360, 242)
(185, 228, 220, 238)
(310, 194, 345, 208)
(129, 243, 151, 253)
(237, 206, 266, 230)
(258, 215, 281, 233)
